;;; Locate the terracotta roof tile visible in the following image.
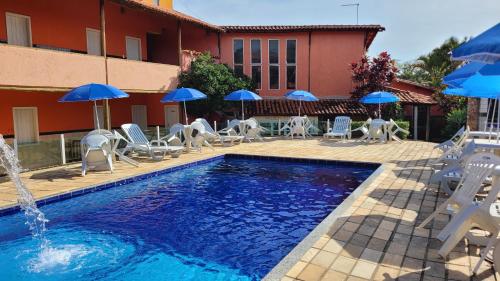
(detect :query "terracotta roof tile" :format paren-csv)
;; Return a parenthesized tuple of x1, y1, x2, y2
(115, 0, 223, 31)
(245, 99, 368, 117)
(222, 25, 385, 32)
(386, 87, 437, 105)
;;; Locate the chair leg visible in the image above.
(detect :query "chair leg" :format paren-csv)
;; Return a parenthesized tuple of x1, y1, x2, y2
(418, 199, 450, 228)
(473, 232, 499, 274)
(438, 220, 472, 258)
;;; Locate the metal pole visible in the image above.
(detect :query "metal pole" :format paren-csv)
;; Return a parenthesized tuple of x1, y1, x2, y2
(241, 100, 245, 120)
(327, 119, 330, 132)
(184, 100, 188, 125)
(484, 98, 490, 131)
(100, 0, 111, 131)
(156, 126, 160, 141)
(278, 118, 281, 135)
(60, 134, 66, 165)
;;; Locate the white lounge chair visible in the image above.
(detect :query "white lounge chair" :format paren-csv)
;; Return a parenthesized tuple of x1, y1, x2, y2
(418, 153, 499, 233)
(323, 116, 352, 141)
(121, 123, 184, 158)
(80, 134, 113, 176)
(219, 119, 243, 136)
(195, 118, 244, 146)
(432, 154, 500, 273)
(351, 118, 371, 142)
(435, 126, 467, 153)
(388, 119, 409, 142)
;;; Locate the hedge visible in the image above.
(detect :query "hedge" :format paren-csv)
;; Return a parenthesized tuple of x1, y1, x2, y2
(351, 120, 410, 140)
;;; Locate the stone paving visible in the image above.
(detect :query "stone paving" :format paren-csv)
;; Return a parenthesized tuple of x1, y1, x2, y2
(0, 137, 497, 280)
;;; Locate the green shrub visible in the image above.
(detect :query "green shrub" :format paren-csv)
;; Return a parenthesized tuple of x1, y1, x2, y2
(351, 120, 410, 140)
(443, 108, 467, 138)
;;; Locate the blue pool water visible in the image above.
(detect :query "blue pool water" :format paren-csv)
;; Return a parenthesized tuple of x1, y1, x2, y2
(0, 155, 376, 281)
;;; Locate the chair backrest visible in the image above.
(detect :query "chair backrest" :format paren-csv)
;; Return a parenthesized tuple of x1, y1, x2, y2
(87, 129, 113, 136)
(451, 126, 466, 143)
(169, 123, 185, 135)
(453, 152, 500, 203)
(291, 116, 305, 126)
(227, 119, 241, 129)
(195, 118, 216, 134)
(81, 134, 110, 149)
(191, 121, 207, 135)
(369, 119, 385, 135)
(245, 118, 259, 129)
(121, 123, 149, 145)
(332, 116, 351, 133)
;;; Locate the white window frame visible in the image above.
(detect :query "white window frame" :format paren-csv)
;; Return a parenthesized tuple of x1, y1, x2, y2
(232, 38, 244, 76)
(125, 36, 142, 61)
(12, 107, 39, 143)
(268, 39, 280, 90)
(85, 27, 101, 56)
(286, 39, 297, 90)
(250, 39, 262, 89)
(5, 12, 33, 47)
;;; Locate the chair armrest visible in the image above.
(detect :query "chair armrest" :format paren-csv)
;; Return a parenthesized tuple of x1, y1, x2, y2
(150, 140, 168, 147)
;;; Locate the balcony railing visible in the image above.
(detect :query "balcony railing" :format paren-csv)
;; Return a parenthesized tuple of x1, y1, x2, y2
(0, 44, 179, 92)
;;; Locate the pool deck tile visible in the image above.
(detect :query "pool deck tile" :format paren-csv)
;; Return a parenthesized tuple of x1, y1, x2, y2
(0, 137, 498, 280)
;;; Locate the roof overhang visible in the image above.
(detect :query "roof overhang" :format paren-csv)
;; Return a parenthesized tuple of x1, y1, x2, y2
(112, 0, 224, 32)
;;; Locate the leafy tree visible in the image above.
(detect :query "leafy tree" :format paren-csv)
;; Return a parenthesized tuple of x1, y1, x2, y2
(179, 52, 255, 116)
(351, 51, 398, 99)
(397, 37, 467, 113)
(443, 108, 467, 137)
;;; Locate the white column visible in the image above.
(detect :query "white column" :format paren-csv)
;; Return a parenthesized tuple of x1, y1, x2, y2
(60, 134, 66, 165)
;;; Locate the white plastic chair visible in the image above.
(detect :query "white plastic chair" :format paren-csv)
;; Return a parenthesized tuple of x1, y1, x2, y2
(323, 116, 352, 141)
(190, 121, 215, 152)
(121, 123, 184, 158)
(351, 118, 371, 142)
(367, 119, 387, 142)
(388, 119, 409, 142)
(80, 134, 113, 176)
(303, 116, 319, 137)
(418, 153, 499, 233)
(278, 118, 292, 137)
(242, 118, 265, 142)
(290, 117, 306, 139)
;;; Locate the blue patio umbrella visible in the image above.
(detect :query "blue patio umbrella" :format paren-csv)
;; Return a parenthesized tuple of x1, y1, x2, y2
(161, 88, 207, 124)
(451, 23, 500, 64)
(360, 91, 400, 118)
(285, 90, 319, 116)
(59, 83, 129, 130)
(224, 89, 262, 120)
(443, 62, 486, 88)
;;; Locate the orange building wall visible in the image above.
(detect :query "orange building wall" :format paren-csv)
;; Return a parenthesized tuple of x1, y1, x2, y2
(310, 31, 365, 98)
(220, 31, 367, 99)
(181, 22, 219, 56)
(0, 0, 181, 64)
(0, 90, 175, 136)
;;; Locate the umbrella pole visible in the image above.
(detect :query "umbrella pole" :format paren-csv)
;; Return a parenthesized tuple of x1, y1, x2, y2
(484, 98, 490, 132)
(94, 100, 101, 132)
(378, 102, 381, 118)
(299, 100, 301, 117)
(497, 98, 499, 143)
(184, 100, 188, 125)
(242, 100, 245, 120)
(490, 99, 497, 140)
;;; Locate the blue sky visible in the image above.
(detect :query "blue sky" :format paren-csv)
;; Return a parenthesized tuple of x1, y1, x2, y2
(174, 0, 500, 63)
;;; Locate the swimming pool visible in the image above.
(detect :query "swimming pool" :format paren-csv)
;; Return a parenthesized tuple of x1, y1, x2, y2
(0, 154, 378, 281)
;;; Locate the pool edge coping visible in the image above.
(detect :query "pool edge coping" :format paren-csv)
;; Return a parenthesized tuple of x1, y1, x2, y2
(262, 162, 386, 281)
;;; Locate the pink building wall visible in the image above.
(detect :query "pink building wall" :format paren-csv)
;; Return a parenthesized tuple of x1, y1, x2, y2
(219, 31, 367, 99)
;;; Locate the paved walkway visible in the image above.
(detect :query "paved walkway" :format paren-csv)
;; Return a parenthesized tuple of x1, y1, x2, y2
(0, 138, 497, 280)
